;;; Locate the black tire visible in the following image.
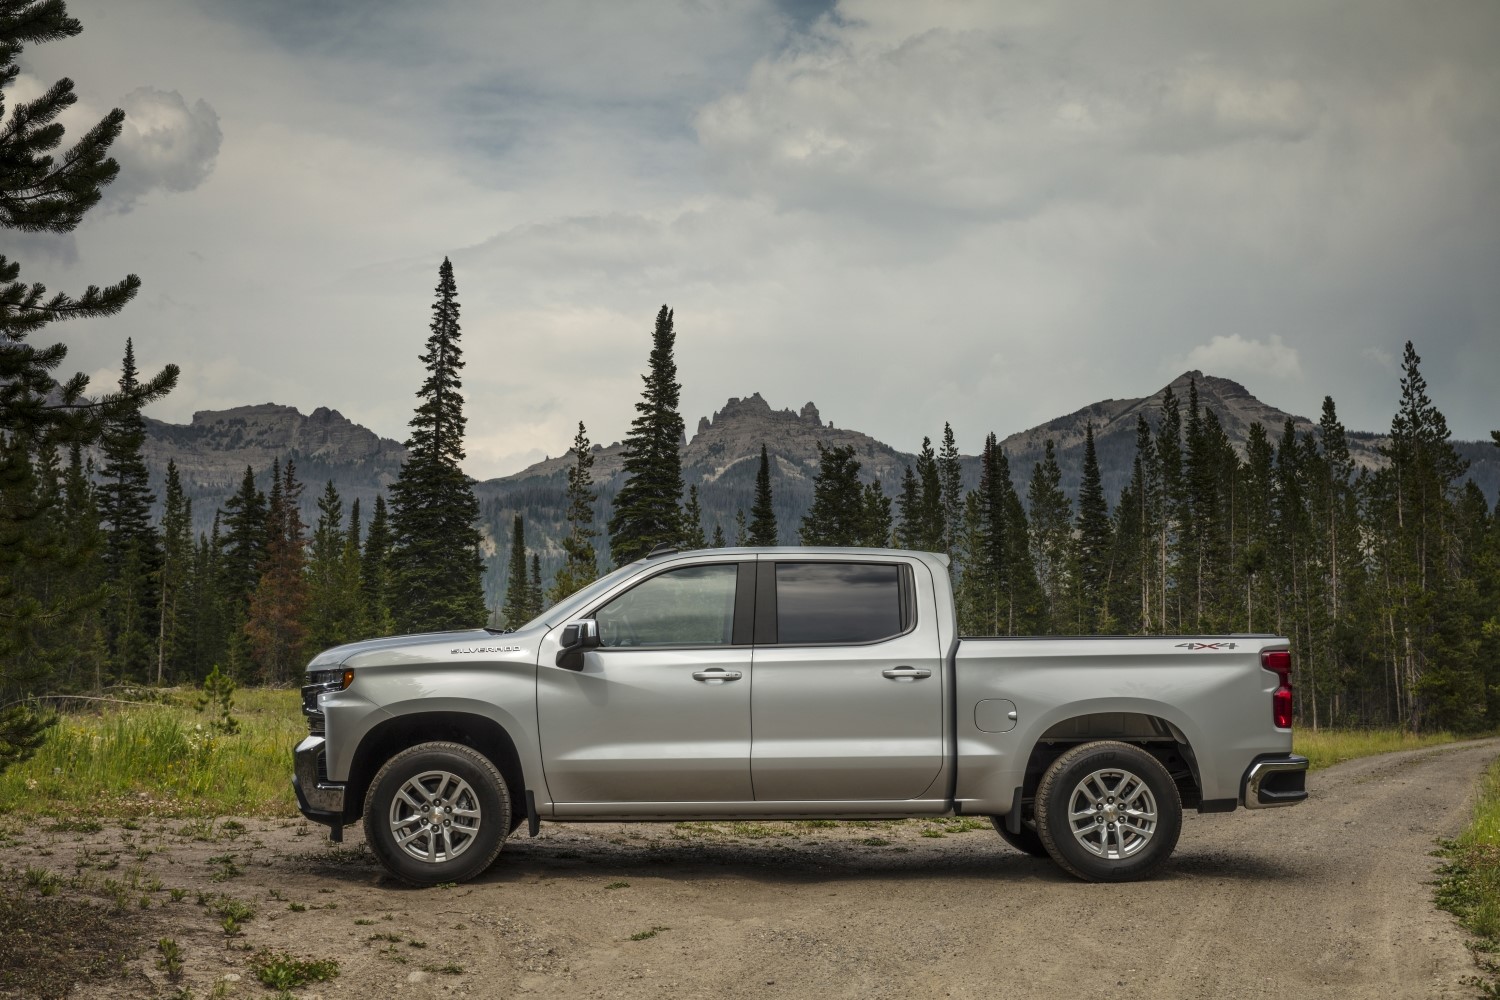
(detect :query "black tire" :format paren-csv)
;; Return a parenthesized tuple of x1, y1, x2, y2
(1034, 740, 1182, 882)
(363, 741, 511, 886)
(990, 815, 1049, 857)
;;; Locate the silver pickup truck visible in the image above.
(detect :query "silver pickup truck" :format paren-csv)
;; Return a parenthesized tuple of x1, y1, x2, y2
(294, 546, 1307, 885)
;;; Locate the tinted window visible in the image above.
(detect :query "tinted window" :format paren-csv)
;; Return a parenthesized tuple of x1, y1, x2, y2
(775, 562, 904, 645)
(595, 564, 738, 647)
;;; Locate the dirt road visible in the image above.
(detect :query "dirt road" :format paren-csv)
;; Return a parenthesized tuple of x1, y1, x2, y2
(9, 738, 1497, 999)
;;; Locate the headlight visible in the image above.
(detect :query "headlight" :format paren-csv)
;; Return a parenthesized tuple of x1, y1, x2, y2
(301, 669, 354, 734)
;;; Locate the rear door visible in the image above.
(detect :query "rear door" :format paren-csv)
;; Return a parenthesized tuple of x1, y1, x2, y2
(750, 558, 945, 801)
(538, 560, 755, 803)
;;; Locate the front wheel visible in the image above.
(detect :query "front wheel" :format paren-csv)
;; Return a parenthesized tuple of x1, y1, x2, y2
(363, 741, 511, 886)
(1034, 740, 1182, 882)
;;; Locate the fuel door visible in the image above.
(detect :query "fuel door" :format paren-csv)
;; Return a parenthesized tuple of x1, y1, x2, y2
(974, 699, 1018, 734)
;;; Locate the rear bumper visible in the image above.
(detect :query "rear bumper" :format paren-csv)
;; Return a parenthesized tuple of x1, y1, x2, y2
(293, 735, 347, 837)
(1242, 754, 1309, 808)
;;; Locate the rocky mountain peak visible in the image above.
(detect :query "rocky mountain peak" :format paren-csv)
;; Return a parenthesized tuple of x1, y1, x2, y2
(138, 403, 408, 535)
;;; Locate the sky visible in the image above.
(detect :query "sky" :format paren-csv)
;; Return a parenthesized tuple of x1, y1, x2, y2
(11, 0, 1499, 480)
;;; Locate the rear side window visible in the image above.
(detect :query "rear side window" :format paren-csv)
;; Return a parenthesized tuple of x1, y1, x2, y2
(774, 562, 907, 645)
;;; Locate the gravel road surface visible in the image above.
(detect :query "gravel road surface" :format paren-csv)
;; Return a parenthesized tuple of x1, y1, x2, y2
(12, 738, 1497, 999)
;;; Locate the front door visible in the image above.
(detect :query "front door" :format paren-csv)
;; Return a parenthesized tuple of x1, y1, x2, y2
(538, 561, 754, 803)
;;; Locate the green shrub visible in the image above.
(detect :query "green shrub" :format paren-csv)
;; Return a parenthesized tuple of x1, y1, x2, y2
(249, 949, 339, 990)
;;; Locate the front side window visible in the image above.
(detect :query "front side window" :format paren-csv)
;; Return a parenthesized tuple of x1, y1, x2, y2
(595, 564, 739, 648)
(775, 562, 905, 645)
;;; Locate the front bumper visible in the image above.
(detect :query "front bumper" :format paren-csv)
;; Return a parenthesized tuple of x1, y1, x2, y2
(293, 735, 347, 838)
(1242, 754, 1309, 808)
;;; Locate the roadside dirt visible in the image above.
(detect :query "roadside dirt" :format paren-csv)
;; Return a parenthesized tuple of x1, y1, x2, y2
(5, 737, 1496, 999)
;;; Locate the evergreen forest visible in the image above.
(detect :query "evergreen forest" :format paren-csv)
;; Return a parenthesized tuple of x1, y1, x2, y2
(2, 3, 1498, 785)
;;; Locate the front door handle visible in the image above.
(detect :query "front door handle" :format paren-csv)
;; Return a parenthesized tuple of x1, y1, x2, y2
(692, 668, 743, 683)
(882, 666, 932, 681)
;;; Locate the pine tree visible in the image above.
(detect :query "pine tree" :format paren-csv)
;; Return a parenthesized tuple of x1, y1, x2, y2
(361, 495, 395, 636)
(0, 1, 177, 767)
(244, 459, 309, 684)
(52, 443, 107, 689)
(1239, 422, 1275, 634)
(800, 444, 869, 546)
(549, 422, 599, 603)
(734, 509, 748, 546)
(994, 435, 1044, 634)
(682, 484, 707, 549)
(219, 466, 266, 623)
(1369, 342, 1474, 730)
(182, 518, 227, 683)
(500, 515, 531, 629)
(1028, 439, 1073, 632)
(155, 460, 192, 684)
(956, 435, 1005, 634)
(305, 481, 363, 653)
(1104, 472, 1142, 634)
(1074, 423, 1111, 632)
(389, 258, 487, 632)
(528, 554, 544, 619)
(912, 436, 945, 551)
(1110, 416, 1159, 633)
(1305, 397, 1363, 726)
(338, 498, 366, 640)
(1179, 380, 1205, 629)
(98, 339, 161, 681)
(896, 465, 922, 548)
(860, 480, 894, 547)
(954, 490, 989, 634)
(711, 522, 726, 548)
(938, 422, 963, 560)
(748, 444, 778, 546)
(3, 441, 100, 695)
(609, 305, 686, 563)
(1155, 385, 1184, 630)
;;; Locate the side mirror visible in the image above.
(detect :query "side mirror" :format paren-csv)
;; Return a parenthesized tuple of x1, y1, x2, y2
(555, 619, 600, 670)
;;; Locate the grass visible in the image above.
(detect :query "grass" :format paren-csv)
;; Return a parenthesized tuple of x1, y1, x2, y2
(0, 688, 302, 819)
(0, 689, 1475, 824)
(1436, 757, 1500, 994)
(1294, 727, 1462, 770)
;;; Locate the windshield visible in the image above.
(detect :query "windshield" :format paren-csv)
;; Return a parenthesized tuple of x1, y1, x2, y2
(512, 560, 645, 632)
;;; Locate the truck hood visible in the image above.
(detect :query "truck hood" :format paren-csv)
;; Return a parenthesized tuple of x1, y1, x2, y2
(304, 626, 548, 672)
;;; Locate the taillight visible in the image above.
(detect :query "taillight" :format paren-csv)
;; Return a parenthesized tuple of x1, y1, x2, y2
(1262, 649, 1293, 729)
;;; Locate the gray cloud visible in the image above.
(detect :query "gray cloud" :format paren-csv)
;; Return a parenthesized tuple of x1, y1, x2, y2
(19, 0, 1500, 480)
(108, 87, 222, 208)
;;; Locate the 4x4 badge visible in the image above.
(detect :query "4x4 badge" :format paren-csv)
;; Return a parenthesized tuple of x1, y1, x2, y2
(1175, 642, 1238, 650)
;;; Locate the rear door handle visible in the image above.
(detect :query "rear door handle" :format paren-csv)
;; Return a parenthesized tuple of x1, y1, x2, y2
(882, 666, 932, 681)
(692, 668, 743, 683)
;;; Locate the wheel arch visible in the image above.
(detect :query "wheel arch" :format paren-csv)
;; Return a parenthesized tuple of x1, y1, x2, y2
(346, 711, 527, 824)
(1018, 709, 1204, 815)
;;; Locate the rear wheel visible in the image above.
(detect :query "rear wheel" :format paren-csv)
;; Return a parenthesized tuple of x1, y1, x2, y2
(990, 815, 1048, 857)
(363, 741, 511, 886)
(1034, 740, 1182, 882)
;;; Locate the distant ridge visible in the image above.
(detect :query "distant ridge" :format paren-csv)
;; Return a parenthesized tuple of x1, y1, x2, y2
(135, 403, 407, 536)
(137, 378, 1497, 607)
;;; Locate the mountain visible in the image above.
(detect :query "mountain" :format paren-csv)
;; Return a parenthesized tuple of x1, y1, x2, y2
(135, 379, 1498, 610)
(135, 403, 407, 537)
(476, 373, 1498, 608)
(994, 370, 1391, 502)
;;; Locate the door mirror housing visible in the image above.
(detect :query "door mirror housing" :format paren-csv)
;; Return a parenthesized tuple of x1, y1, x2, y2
(555, 619, 600, 670)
